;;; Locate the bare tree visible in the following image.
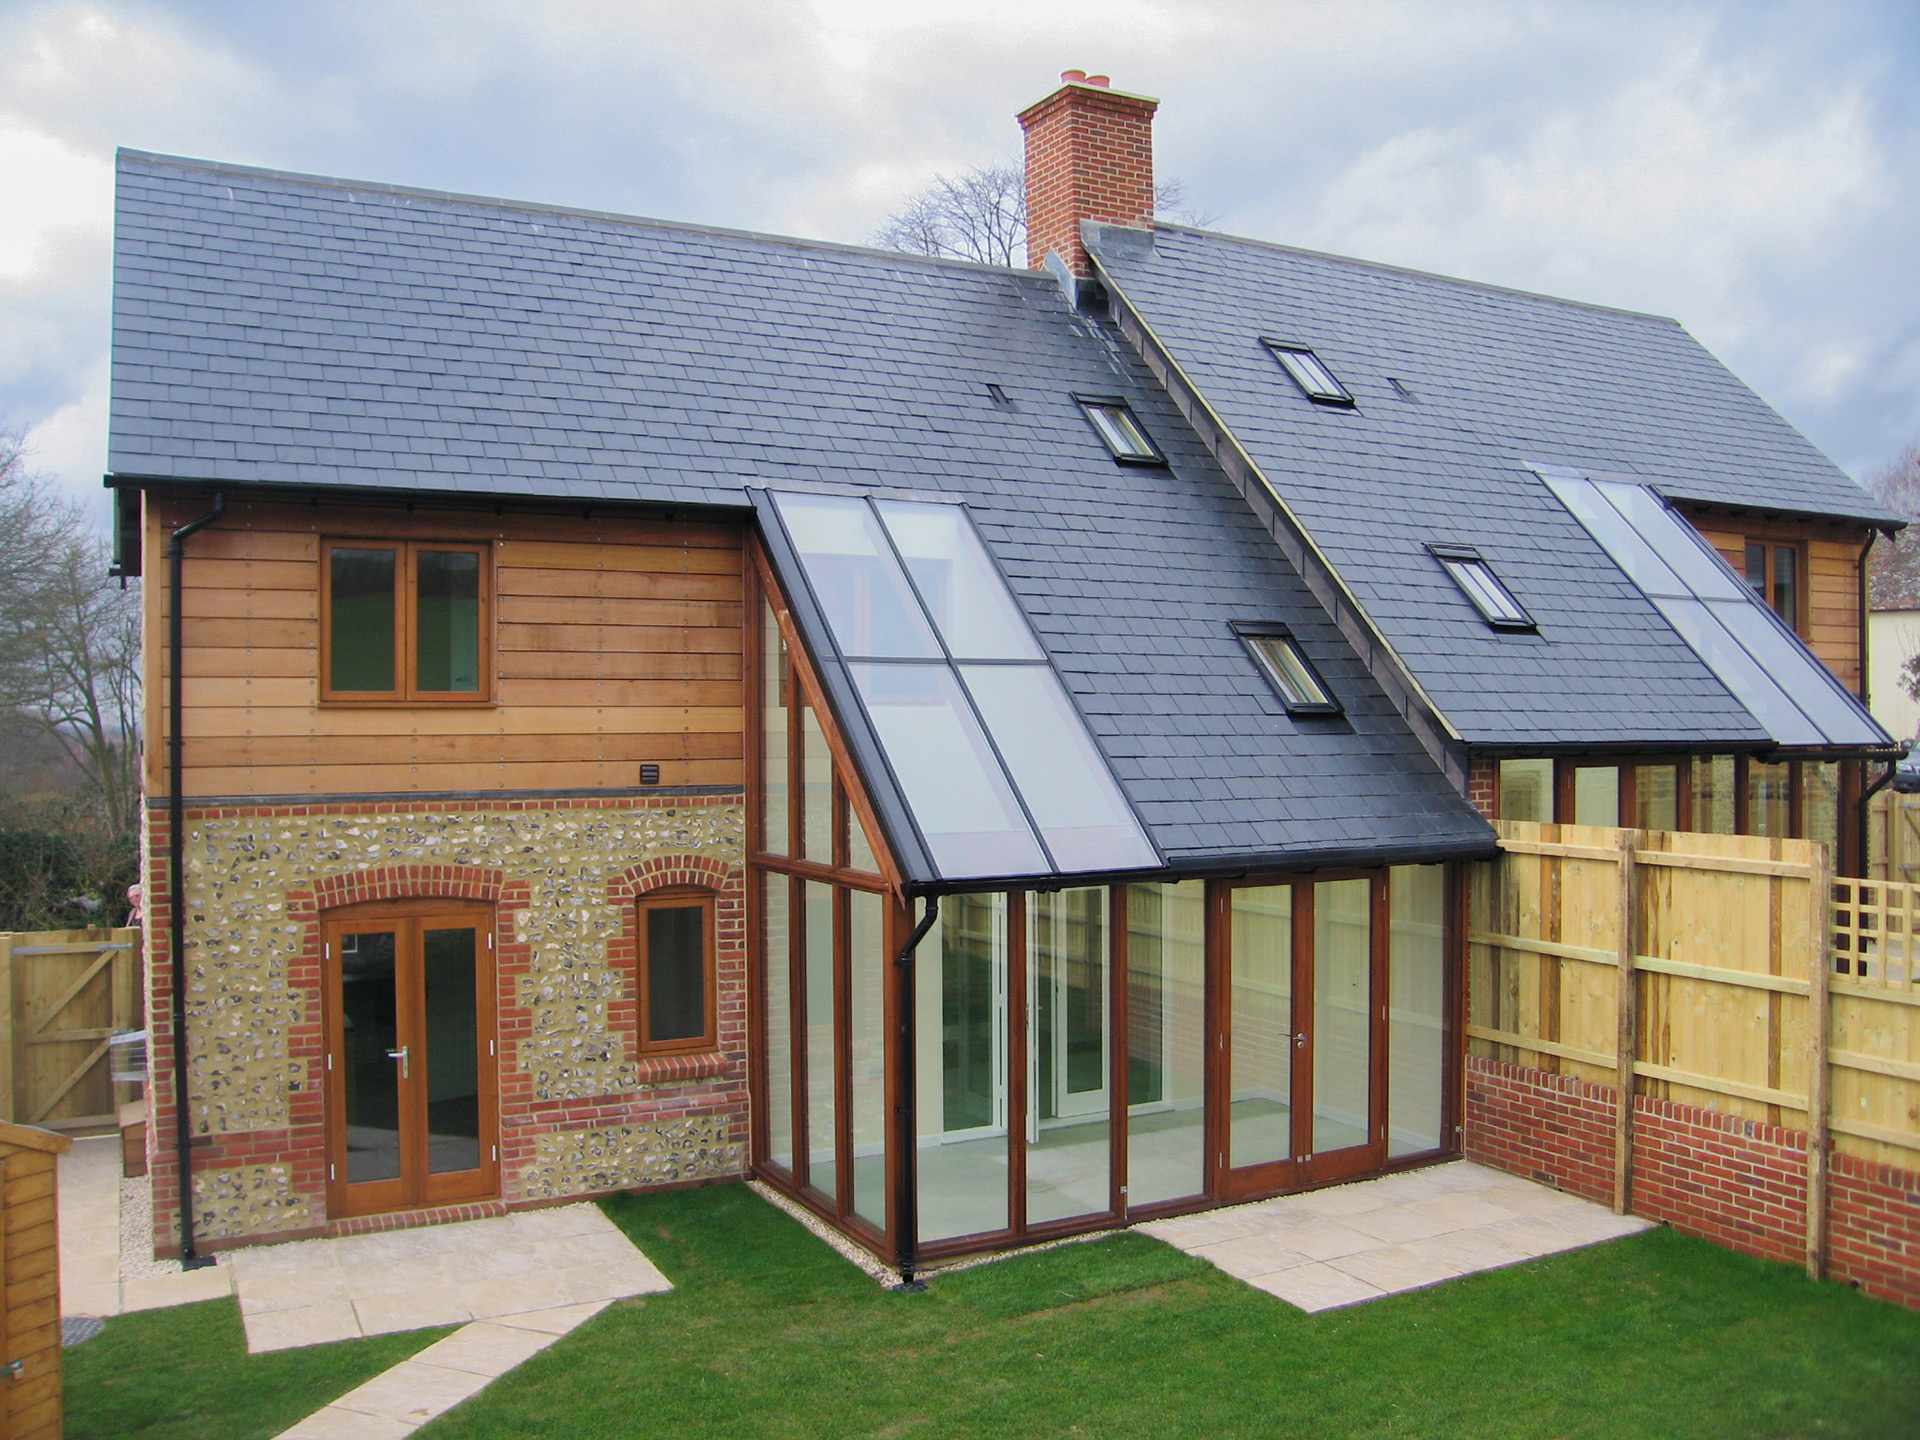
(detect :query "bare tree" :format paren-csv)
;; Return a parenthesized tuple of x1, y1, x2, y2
(0, 431, 143, 840)
(873, 162, 1217, 267)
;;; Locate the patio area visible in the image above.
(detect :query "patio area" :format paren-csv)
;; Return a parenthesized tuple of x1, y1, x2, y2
(1140, 1159, 1652, 1311)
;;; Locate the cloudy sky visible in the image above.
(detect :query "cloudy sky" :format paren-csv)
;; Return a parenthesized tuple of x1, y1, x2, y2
(3, 0, 1917, 525)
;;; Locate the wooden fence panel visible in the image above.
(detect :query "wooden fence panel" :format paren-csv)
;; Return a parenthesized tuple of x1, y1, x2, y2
(0, 929, 140, 1132)
(1473, 822, 1920, 1272)
(1868, 790, 1920, 882)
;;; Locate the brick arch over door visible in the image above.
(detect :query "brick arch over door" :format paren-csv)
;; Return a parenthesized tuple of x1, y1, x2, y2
(305, 865, 507, 915)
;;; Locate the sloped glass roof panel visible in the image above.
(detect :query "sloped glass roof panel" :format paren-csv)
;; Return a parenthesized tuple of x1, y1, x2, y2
(772, 492, 939, 658)
(1545, 472, 1889, 748)
(849, 662, 1048, 878)
(1647, 597, 1825, 747)
(960, 664, 1160, 873)
(873, 500, 1042, 660)
(766, 489, 1160, 882)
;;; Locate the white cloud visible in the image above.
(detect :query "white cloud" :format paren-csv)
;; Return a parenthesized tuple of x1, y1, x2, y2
(23, 362, 110, 521)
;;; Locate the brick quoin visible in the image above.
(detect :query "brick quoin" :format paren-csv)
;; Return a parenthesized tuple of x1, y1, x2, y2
(1466, 1056, 1920, 1309)
(1018, 71, 1158, 275)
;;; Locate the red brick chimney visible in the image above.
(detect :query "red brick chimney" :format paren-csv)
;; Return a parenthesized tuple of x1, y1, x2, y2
(1018, 71, 1159, 277)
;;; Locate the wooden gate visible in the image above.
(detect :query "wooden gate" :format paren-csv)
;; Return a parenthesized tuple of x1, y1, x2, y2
(0, 930, 140, 1132)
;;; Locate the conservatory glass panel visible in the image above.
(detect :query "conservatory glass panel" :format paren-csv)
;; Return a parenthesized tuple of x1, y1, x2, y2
(1125, 881, 1207, 1206)
(1229, 886, 1294, 1169)
(1312, 879, 1372, 1155)
(848, 888, 888, 1231)
(915, 893, 1009, 1242)
(1028, 888, 1112, 1225)
(1388, 866, 1446, 1157)
(803, 880, 837, 1200)
(763, 877, 794, 1173)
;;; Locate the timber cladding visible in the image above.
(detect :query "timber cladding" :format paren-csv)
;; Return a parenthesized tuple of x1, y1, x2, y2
(1674, 502, 1868, 695)
(142, 494, 746, 801)
(0, 1121, 71, 1440)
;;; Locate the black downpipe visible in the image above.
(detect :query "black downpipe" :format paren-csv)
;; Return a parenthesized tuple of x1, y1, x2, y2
(893, 895, 939, 1291)
(167, 493, 224, 1268)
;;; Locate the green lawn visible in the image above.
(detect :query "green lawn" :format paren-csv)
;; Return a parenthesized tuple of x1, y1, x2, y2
(65, 1297, 452, 1440)
(66, 1185, 1920, 1440)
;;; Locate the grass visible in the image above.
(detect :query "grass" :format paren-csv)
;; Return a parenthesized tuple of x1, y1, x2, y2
(64, 1297, 453, 1440)
(64, 1189, 1920, 1440)
(411, 1185, 1920, 1440)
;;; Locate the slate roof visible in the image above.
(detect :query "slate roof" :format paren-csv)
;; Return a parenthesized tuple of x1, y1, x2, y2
(109, 149, 1494, 875)
(1087, 222, 1894, 750)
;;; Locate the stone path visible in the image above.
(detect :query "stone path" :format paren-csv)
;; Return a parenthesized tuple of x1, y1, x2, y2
(58, 1135, 233, 1317)
(229, 1203, 670, 1353)
(273, 1301, 614, 1439)
(1140, 1160, 1652, 1311)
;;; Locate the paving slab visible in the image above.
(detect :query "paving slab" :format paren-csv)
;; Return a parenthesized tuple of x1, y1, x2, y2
(231, 1203, 668, 1353)
(1142, 1160, 1653, 1312)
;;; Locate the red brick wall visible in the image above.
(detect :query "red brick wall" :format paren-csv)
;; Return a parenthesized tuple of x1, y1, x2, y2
(143, 793, 747, 1257)
(1018, 73, 1158, 275)
(1466, 1055, 1920, 1308)
(1467, 758, 1497, 820)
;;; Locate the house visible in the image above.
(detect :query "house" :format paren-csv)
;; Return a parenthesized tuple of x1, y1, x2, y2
(107, 72, 1900, 1276)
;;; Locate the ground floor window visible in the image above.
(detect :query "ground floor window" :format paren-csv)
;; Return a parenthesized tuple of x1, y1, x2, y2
(764, 865, 1458, 1261)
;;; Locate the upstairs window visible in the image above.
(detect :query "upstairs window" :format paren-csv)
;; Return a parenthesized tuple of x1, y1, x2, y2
(636, 888, 717, 1055)
(322, 539, 491, 702)
(1076, 398, 1166, 465)
(1263, 340, 1355, 407)
(1743, 542, 1803, 633)
(1428, 544, 1534, 630)
(1234, 623, 1340, 715)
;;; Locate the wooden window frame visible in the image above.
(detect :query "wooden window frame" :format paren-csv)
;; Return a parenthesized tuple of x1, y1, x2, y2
(319, 537, 495, 705)
(1741, 537, 1807, 636)
(635, 886, 720, 1057)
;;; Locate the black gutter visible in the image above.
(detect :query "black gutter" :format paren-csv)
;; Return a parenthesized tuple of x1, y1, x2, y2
(896, 831, 1500, 900)
(892, 895, 940, 1291)
(167, 491, 224, 1269)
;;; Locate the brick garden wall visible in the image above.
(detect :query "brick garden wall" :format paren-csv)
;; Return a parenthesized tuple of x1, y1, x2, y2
(143, 791, 749, 1256)
(1465, 1055, 1920, 1309)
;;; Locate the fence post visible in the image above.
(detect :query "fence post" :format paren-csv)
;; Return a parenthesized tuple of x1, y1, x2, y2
(1805, 843, 1832, 1280)
(0, 932, 12, 1124)
(1614, 827, 1638, 1216)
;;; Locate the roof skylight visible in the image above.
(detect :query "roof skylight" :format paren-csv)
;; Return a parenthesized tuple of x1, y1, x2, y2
(1428, 545, 1535, 631)
(1539, 470, 1890, 749)
(1077, 398, 1165, 464)
(1234, 624, 1340, 715)
(767, 491, 1159, 881)
(1263, 340, 1355, 407)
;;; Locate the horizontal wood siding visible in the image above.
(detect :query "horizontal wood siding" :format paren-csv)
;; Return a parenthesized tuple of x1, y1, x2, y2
(1676, 505, 1866, 696)
(145, 495, 746, 799)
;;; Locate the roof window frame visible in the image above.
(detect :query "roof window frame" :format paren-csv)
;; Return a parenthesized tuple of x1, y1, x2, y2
(1261, 338, 1356, 408)
(1232, 622, 1342, 716)
(1427, 543, 1537, 632)
(1073, 394, 1167, 466)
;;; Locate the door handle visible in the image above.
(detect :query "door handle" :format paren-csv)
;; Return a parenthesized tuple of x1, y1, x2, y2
(387, 1045, 410, 1079)
(1294, 1032, 1307, 1050)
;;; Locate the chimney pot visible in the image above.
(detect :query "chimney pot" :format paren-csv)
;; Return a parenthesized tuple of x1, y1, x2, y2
(1017, 73, 1159, 276)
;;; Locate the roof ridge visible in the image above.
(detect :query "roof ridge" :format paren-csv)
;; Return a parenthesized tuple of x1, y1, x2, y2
(1136, 220, 1681, 326)
(116, 147, 1045, 283)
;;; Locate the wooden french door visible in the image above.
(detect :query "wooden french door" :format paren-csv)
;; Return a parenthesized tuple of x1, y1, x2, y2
(323, 901, 500, 1217)
(1212, 873, 1387, 1200)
